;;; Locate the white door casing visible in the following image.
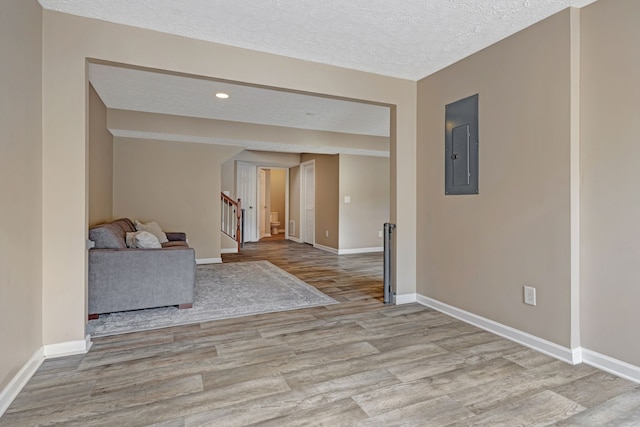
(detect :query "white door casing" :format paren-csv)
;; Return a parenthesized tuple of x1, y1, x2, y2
(300, 161, 315, 245)
(259, 168, 267, 238)
(236, 162, 258, 242)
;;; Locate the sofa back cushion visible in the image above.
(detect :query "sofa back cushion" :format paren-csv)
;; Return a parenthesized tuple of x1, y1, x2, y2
(89, 223, 127, 249)
(111, 218, 136, 234)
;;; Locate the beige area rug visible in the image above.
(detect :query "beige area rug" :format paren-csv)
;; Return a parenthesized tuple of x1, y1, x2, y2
(87, 260, 338, 337)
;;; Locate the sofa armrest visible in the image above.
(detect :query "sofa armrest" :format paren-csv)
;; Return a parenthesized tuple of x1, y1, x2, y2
(88, 247, 195, 315)
(165, 232, 186, 242)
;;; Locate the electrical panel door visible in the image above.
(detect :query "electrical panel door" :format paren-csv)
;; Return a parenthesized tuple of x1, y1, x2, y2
(445, 94, 478, 195)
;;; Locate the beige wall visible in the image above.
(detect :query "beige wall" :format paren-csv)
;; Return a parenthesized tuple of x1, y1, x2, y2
(301, 154, 340, 249)
(339, 155, 389, 250)
(289, 166, 301, 239)
(0, 0, 43, 391)
(417, 10, 576, 347)
(88, 84, 113, 226)
(221, 158, 236, 198)
(580, 0, 640, 366)
(40, 8, 414, 347)
(269, 169, 286, 231)
(113, 138, 242, 259)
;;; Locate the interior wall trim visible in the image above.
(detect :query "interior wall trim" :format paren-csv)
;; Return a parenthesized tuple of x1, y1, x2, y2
(395, 293, 417, 304)
(43, 334, 93, 359)
(196, 258, 223, 265)
(338, 247, 383, 255)
(581, 348, 640, 385)
(313, 243, 338, 254)
(416, 294, 579, 365)
(0, 347, 44, 417)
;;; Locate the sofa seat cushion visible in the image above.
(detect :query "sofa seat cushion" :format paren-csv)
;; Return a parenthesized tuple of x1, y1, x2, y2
(162, 240, 189, 248)
(89, 223, 126, 249)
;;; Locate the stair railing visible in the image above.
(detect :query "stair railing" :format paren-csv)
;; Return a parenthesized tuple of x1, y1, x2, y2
(221, 193, 242, 252)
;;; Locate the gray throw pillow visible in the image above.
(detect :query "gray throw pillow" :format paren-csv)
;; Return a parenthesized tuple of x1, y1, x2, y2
(89, 223, 127, 249)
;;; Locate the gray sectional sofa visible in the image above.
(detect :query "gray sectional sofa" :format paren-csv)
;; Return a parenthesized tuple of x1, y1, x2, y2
(88, 218, 196, 318)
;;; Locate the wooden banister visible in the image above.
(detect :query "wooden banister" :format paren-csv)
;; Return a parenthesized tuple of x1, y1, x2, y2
(221, 193, 242, 251)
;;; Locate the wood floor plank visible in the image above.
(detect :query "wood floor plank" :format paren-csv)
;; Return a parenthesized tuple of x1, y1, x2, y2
(355, 395, 474, 427)
(2, 239, 639, 426)
(446, 389, 585, 426)
(554, 388, 640, 426)
(551, 370, 640, 408)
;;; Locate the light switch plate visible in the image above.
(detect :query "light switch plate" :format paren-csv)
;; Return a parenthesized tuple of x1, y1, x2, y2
(344, 196, 351, 203)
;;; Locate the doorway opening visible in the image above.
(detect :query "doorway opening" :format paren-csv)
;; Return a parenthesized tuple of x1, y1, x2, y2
(258, 167, 288, 240)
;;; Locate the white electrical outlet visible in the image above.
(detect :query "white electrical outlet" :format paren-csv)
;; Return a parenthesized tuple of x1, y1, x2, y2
(325, 230, 329, 237)
(524, 286, 536, 306)
(378, 230, 383, 238)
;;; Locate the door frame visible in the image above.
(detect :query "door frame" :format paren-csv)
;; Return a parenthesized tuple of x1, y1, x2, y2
(236, 162, 258, 242)
(258, 168, 269, 238)
(300, 160, 316, 245)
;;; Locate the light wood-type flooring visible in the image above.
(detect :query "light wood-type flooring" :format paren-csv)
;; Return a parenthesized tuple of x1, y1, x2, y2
(2, 239, 640, 426)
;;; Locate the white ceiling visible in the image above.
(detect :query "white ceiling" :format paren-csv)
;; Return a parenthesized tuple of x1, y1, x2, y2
(43, 0, 598, 156)
(88, 63, 390, 138)
(40, 0, 596, 80)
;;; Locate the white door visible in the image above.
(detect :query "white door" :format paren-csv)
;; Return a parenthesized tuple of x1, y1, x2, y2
(301, 162, 315, 245)
(237, 162, 258, 242)
(259, 169, 268, 238)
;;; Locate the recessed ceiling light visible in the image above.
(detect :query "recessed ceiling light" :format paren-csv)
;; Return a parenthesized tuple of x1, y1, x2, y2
(215, 92, 229, 99)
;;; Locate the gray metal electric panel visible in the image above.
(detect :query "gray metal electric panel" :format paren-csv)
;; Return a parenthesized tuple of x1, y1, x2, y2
(445, 94, 479, 195)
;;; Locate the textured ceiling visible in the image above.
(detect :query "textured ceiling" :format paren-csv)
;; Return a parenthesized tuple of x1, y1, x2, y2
(89, 64, 390, 137)
(40, 0, 596, 80)
(47, 0, 597, 156)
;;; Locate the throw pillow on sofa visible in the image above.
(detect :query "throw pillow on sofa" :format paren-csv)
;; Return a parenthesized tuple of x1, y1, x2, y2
(131, 231, 162, 248)
(89, 223, 127, 249)
(134, 220, 169, 243)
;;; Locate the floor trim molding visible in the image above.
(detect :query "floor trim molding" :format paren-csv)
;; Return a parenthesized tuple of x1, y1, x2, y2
(416, 294, 578, 364)
(338, 247, 383, 255)
(43, 334, 93, 359)
(581, 348, 640, 384)
(0, 347, 44, 417)
(196, 258, 222, 265)
(288, 236, 302, 243)
(314, 243, 338, 254)
(395, 293, 417, 304)
(220, 248, 238, 254)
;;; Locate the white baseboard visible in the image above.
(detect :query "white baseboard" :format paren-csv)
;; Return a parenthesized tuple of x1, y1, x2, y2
(338, 247, 384, 255)
(0, 347, 44, 417)
(288, 236, 302, 243)
(416, 294, 579, 364)
(581, 348, 640, 384)
(1, 335, 92, 417)
(220, 248, 238, 254)
(314, 244, 383, 255)
(395, 293, 417, 304)
(43, 335, 93, 359)
(196, 258, 222, 265)
(314, 243, 339, 254)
